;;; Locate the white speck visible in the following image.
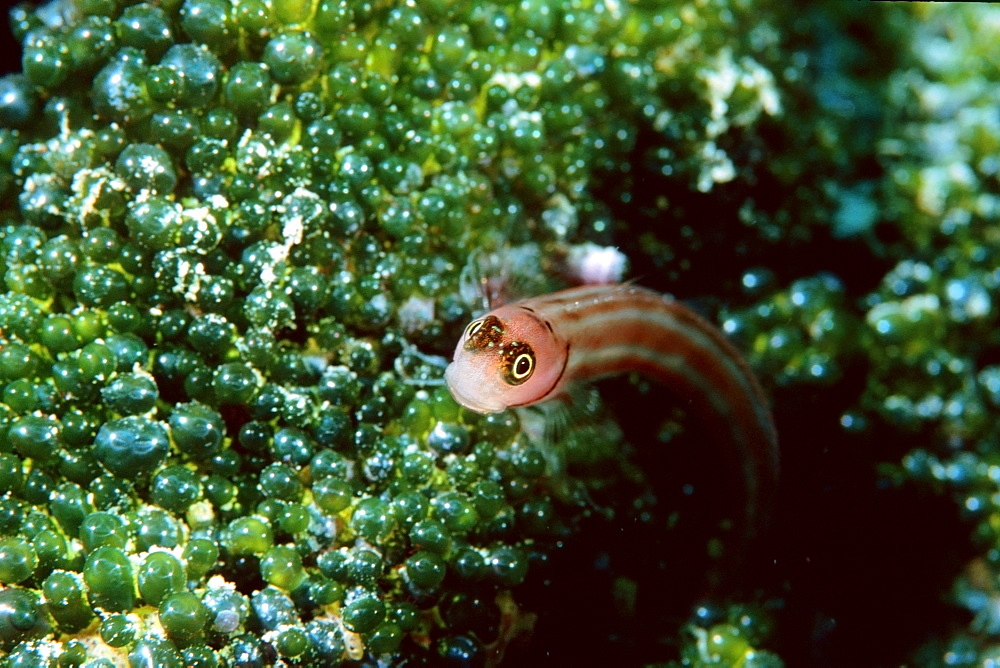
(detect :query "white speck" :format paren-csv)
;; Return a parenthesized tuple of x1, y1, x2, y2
(209, 194, 230, 209)
(700, 49, 782, 140)
(214, 609, 241, 633)
(397, 295, 436, 334)
(565, 242, 628, 285)
(488, 71, 541, 94)
(697, 141, 735, 192)
(541, 193, 578, 239)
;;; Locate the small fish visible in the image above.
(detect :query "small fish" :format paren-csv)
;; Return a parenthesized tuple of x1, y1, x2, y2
(445, 283, 779, 537)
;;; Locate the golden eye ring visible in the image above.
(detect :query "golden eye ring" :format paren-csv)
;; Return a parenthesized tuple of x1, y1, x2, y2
(507, 352, 534, 384)
(464, 318, 485, 340)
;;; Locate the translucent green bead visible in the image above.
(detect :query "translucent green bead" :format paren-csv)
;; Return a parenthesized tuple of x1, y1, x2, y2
(134, 507, 182, 551)
(77, 342, 117, 382)
(49, 482, 93, 537)
(79, 511, 128, 552)
(0, 75, 39, 128)
(486, 545, 528, 587)
(342, 549, 380, 586)
(0, 453, 23, 494)
(389, 601, 420, 632)
(252, 585, 299, 629)
(0, 342, 39, 381)
(0, 587, 49, 645)
(271, 427, 315, 465)
(224, 516, 274, 556)
(308, 577, 344, 606)
(367, 621, 403, 655)
(263, 31, 322, 85)
(257, 102, 298, 144)
(102, 371, 159, 415)
(84, 546, 135, 613)
(89, 474, 133, 511)
(129, 635, 185, 667)
(25, 531, 65, 582)
(430, 385, 462, 422)
(451, 546, 486, 581)
(40, 314, 81, 353)
(0, 536, 37, 583)
(294, 90, 325, 121)
(56, 450, 100, 491)
(212, 362, 258, 405)
(54, 365, 100, 408)
(342, 594, 385, 634)
(351, 497, 396, 543)
(116, 143, 177, 196)
(312, 477, 352, 515)
(409, 519, 451, 555)
(100, 613, 136, 647)
(92, 49, 153, 124)
(185, 137, 227, 175)
(426, 421, 470, 454)
(513, 448, 546, 477)
(42, 571, 92, 633)
(384, 6, 424, 49)
(93, 415, 170, 477)
(8, 415, 61, 462)
(117, 4, 174, 59)
(225, 62, 272, 120)
(238, 421, 271, 453)
(137, 551, 186, 606)
(316, 549, 348, 581)
(183, 538, 219, 580)
(203, 474, 237, 508)
(314, 0, 352, 39)
(392, 491, 429, 527)
(151, 465, 202, 513)
(57, 639, 89, 666)
(2, 378, 36, 413)
(180, 0, 233, 48)
(22, 469, 55, 506)
(73, 266, 130, 308)
(182, 644, 220, 668)
(404, 550, 446, 593)
(234, 0, 273, 48)
(160, 591, 209, 643)
(81, 227, 120, 263)
(22, 30, 70, 88)
(149, 108, 201, 151)
(259, 463, 304, 502)
(431, 26, 471, 72)
(277, 504, 310, 534)
(159, 43, 222, 109)
(38, 236, 81, 286)
(166, 403, 222, 461)
(273, 0, 311, 25)
(261, 545, 306, 590)
(275, 626, 310, 658)
(432, 492, 480, 534)
(471, 480, 505, 519)
(0, 294, 43, 343)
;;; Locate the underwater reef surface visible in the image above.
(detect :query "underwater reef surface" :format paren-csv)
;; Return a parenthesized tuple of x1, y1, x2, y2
(0, 0, 997, 665)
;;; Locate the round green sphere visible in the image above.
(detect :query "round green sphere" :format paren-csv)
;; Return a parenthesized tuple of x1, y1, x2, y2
(93, 415, 170, 477)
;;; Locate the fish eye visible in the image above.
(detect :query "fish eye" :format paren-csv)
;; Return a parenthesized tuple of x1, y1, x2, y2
(464, 318, 484, 340)
(506, 351, 535, 385)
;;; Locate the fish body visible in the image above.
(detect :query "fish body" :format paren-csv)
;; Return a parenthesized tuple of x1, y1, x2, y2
(445, 283, 778, 534)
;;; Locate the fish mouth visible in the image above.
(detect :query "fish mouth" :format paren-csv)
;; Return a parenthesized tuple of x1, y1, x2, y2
(444, 364, 505, 415)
